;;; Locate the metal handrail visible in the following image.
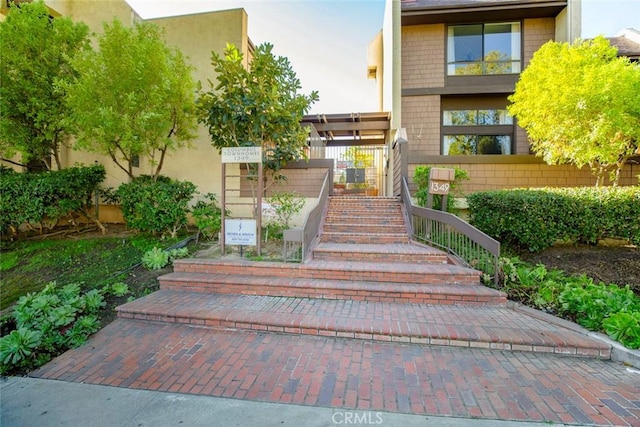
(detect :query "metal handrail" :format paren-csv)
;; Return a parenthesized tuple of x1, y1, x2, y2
(301, 170, 331, 261)
(401, 176, 500, 285)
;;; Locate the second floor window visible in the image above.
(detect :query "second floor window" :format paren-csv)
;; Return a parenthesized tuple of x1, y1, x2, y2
(442, 108, 514, 155)
(447, 22, 521, 75)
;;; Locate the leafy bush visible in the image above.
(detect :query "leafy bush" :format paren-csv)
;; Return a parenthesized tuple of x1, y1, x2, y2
(558, 282, 640, 330)
(487, 258, 640, 349)
(603, 312, 640, 349)
(413, 166, 469, 212)
(468, 187, 640, 252)
(265, 191, 305, 236)
(192, 193, 223, 241)
(0, 165, 106, 238)
(0, 282, 106, 374)
(117, 175, 196, 238)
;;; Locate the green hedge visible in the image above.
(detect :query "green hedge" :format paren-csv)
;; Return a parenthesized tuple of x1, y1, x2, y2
(117, 175, 196, 238)
(468, 187, 640, 252)
(0, 165, 105, 237)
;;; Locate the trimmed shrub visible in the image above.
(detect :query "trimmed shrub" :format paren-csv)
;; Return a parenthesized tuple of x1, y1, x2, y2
(117, 176, 196, 238)
(468, 187, 640, 252)
(0, 165, 106, 237)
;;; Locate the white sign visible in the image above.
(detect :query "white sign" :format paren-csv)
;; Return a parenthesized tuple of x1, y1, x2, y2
(221, 147, 262, 163)
(225, 219, 257, 246)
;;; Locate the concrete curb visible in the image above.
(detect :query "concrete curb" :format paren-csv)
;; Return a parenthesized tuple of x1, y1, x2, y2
(509, 302, 640, 369)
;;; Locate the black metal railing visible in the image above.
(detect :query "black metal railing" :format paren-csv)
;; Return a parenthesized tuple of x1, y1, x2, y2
(401, 177, 500, 285)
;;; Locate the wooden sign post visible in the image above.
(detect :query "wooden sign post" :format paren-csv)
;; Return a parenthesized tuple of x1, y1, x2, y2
(427, 167, 455, 211)
(220, 147, 263, 256)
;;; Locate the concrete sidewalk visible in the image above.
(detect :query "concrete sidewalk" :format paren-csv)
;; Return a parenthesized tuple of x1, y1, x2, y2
(1, 377, 567, 427)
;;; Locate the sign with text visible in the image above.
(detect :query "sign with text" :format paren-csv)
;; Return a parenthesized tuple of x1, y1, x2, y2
(428, 168, 455, 195)
(224, 219, 257, 246)
(221, 147, 262, 164)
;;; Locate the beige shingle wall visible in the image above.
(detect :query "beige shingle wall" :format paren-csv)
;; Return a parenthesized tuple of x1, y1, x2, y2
(401, 24, 445, 89)
(523, 18, 556, 68)
(408, 162, 638, 193)
(402, 95, 441, 157)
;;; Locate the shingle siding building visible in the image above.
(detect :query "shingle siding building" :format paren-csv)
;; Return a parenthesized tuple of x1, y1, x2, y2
(396, 0, 638, 191)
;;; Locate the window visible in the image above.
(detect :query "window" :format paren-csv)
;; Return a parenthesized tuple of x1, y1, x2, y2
(442, 108, 513, 155)
(444, 135, 512, 155)
(447, 22, 521, 75)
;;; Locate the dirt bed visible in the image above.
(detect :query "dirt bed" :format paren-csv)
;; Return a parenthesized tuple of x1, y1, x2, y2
(520, 243, 640, 294)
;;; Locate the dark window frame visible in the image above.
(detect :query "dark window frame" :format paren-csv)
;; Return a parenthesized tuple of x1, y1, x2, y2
(446, 21, 522, 76)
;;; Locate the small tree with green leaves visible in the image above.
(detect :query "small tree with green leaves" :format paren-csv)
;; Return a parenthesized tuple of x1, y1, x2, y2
(508, 36, 640, 186)
(65, 19, 198, 180)
(0, 0, 90, 170)
(198, 42, 318, 194)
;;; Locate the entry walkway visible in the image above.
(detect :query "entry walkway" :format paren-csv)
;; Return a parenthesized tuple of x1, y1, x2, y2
(31, 317, 640, 426)
(2, 376, 566, 427)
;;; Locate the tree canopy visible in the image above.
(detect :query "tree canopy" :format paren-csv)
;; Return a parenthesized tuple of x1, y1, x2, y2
(508, 36, 640, 186)
(0, 0, 90, 170)
(198, 42, 319, 191)
(64, 19, 198, 180)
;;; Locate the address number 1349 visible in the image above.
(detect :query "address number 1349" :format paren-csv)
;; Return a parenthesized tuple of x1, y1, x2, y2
(429, 181, 450, 195)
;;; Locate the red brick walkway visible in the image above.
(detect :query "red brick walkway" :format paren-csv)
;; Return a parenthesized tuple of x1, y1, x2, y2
(33, 319, 640, 426)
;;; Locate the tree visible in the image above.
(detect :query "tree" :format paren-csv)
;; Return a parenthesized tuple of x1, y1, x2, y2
(64, 19, 198, 180)
(198, 42, 318, 192)
(508, 36, 640, 186)
(0, 0, 90, 170)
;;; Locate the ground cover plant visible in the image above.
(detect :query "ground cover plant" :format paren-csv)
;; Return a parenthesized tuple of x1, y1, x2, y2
(0, 228, 198, 375)
(491, 252, 640, 349)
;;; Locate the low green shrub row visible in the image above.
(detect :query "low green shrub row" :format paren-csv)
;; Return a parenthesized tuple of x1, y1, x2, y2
(491, 258, 640, 349)
(1, 168, 225, 240)
(468, 187, 640, 252)
(0, 165, 105, 237)
(0, 282, 128, 375)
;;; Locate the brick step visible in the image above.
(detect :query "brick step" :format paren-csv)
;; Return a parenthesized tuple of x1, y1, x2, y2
(171, 259, 481, 285)
(158, 272, 505, 305)
(329, 200, 400, 207)
(116, 290, 610, 358)
(312, 243, 448, 264)
(329, 196, 398, 204)
(326, 210, 402, 219)
(322, 223, 407, 234)
(320, 231, 410, 244)
(324, 215, 405, 225)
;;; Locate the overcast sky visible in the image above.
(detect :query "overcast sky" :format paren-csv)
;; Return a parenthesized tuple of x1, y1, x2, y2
(127, 0, 640, 115)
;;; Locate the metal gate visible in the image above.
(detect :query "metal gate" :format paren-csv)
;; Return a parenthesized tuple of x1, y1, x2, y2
(324, 145, 388, 196)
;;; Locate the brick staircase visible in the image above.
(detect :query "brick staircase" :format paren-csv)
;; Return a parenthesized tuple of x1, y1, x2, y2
(116, 196, 610, 357)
